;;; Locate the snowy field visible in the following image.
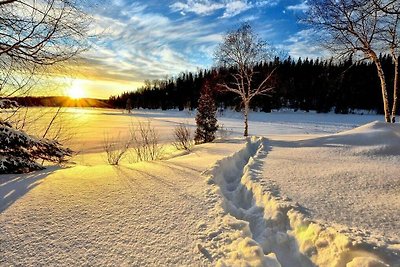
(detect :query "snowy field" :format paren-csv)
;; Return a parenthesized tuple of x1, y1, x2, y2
(1, 108, 399, 266)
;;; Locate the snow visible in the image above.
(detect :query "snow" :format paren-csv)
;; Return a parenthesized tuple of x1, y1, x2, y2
(200, 137, 399, 266)
(1, 108, 399, 266)
(0, 141, 244, 266)
(262, 122, 400, 241)
(0, 99, 18, 109)
(1, 107, 382, 154)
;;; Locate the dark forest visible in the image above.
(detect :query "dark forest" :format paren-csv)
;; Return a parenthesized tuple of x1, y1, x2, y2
(109, 55, 399, 115)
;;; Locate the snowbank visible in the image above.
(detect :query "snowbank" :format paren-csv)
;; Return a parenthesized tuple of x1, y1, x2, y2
(301, 121, 400, 156)
(200, 137, 399, 266)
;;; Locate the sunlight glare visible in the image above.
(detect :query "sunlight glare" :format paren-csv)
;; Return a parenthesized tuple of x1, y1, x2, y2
(68, 81, 86, 99)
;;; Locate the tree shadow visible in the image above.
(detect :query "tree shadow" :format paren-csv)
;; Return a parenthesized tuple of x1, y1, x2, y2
(0, 166, 60, 213)
(118, 164, 203, 203)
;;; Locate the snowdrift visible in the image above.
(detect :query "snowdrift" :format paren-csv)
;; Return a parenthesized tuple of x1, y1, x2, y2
(301, 121, 400, 156)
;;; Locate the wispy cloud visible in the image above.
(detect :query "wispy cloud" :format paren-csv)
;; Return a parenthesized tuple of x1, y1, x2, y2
(286, 1, 309, 12)
(78, 2, 225, 91)
(47, 0, 329, 98)
(170, 0, 278, 18)
(284, 29, 329, 59)
(221, 1, 252, 18)
(170, 0, 224, 16)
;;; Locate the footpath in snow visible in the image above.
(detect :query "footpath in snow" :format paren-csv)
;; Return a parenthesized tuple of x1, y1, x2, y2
(2, 108, 400, 266)
(199, 135, 400, 267)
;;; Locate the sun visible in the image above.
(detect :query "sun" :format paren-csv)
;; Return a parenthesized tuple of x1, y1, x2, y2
(68, 82, 86, 99)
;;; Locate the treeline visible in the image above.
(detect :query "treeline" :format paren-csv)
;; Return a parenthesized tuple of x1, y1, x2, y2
(109, 55, 399, 114)
(6, 96, 109, 108)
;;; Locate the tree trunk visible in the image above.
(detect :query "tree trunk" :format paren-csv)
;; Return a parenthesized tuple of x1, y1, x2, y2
(244, 102, 249, 137)
(371, 53, 391, 122)
(391, 57, 398, 123)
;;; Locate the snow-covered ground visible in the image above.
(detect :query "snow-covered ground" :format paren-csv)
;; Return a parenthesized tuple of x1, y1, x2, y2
(1, 108, 399, 266)
(8, 107, 383, 153)
(0, 141, 244, 266)
(262, 122, 400, 241)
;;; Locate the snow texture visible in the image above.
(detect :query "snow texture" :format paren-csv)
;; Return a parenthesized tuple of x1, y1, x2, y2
(0, 141, 243, 266)
(262, 121, 400, 241)
(200, 137, 399, 266)
(1, 108, 400, 266)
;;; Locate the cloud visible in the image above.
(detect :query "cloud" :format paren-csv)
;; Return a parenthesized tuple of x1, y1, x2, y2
(170, 0, 277, 18)
(47, 0, 311, 98)
(284, 29, 330, 59)
(170, 0, 224, 16)
(75, 2, 226, 91)
(221, 1, 252, 18)
(286, 1, 309, 12)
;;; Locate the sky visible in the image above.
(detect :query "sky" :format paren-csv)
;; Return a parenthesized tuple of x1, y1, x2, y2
(57, 0, 327, 99)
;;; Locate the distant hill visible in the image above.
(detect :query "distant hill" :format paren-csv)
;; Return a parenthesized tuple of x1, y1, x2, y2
(2, 96, 110, 108)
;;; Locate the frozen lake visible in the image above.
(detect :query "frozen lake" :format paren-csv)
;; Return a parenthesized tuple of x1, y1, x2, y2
(3, 107, 384, 153)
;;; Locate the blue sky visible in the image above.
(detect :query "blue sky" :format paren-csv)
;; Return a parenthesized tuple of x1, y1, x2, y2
(66, 0, 327, 98)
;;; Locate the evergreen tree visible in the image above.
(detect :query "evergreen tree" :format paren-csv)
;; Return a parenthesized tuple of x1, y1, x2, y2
(108, 55, 398, 115)
(0, 100, 72, 174)
(195, 81, 218, 144)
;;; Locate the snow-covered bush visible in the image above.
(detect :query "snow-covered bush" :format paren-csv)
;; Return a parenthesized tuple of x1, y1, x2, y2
(0, 99, 18, 109)
(0, 99, 72, 174)
(172, 123, 192, 151)
(0, 120, 72, 174)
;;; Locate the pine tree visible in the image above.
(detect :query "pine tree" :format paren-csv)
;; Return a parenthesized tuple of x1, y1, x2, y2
(0, 100, 72, 174)
(195, 80, 218, 144)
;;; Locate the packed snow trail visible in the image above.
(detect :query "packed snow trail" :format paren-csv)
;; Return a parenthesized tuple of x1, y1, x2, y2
(200, 137, 398, 266)
(0, 141, 243, 266)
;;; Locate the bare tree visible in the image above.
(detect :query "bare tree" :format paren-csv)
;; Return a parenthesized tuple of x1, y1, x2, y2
(386, 15, 399, 122)
(0, 0, 90, 98)
(373, 0, 400, 14)
(306, 0, 394, 122)
(373, 0, 400, 122)
(0, 0, 90, 173)
(215, 23, 275, 136)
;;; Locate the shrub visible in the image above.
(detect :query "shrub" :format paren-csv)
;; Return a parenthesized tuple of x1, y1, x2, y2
(0, 120, 72, 173)
(103, 133, 131, 165)
(130, 120, 163, 162)
(173, 123, 192, 151)
(217, 124, 233, 140)
(0, 100, 72, 173)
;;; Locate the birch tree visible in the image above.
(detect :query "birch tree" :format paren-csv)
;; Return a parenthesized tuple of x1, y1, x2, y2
(215, 23, 275, 136)
(385, 14, 399, 122)
(306, 0, 393, 122)
(374, 0, 400, 122)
